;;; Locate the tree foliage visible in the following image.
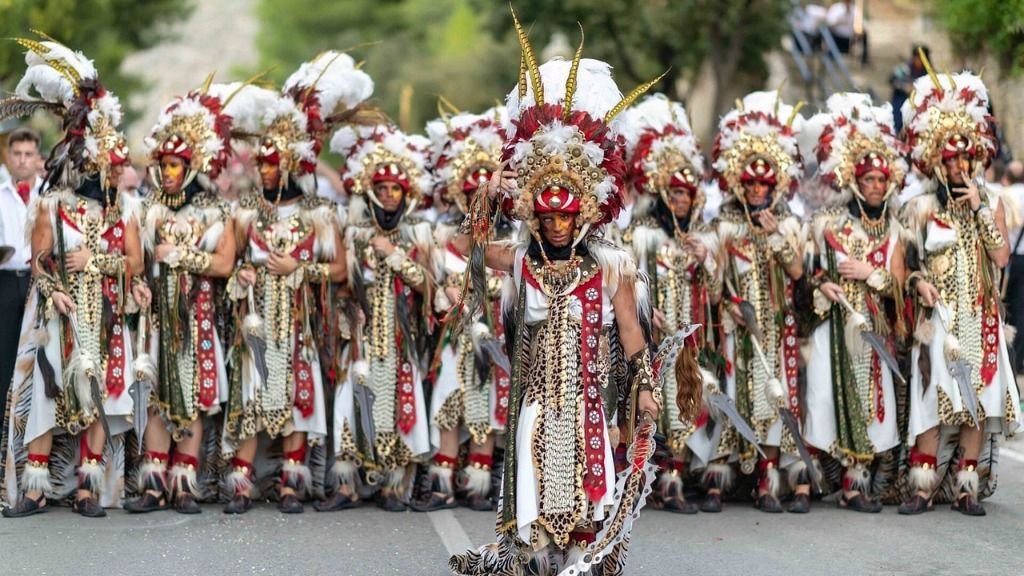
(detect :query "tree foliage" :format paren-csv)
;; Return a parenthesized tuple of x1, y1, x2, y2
(254, 0, 790, 130)
(934, 0, 1024, 76)
(0, 0, 191, 120)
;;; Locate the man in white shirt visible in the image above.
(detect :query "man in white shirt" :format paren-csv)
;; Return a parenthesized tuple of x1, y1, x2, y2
(0, 127, 44, 421)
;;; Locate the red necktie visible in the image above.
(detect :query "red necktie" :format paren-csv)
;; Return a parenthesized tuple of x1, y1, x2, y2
(16, 181, 31, 205)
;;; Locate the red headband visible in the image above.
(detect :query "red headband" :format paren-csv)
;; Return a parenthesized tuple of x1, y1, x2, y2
(157, 135, 192, 162)
(372, 162, 410, 192)
(855, 151, 890, 179)
(669, 167, 698, 192)
(740, 157, 777, 186)
(534, 185, 581, 214)
(942, 134, 976, 160)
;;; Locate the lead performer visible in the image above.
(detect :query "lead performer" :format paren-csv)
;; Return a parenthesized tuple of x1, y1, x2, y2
(448, 12, 700, 576)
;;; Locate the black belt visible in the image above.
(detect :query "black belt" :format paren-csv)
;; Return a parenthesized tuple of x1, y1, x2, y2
(0, 269, 30, 278)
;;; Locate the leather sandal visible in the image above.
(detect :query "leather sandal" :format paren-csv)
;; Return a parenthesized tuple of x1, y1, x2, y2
(1, 493, 49, 518)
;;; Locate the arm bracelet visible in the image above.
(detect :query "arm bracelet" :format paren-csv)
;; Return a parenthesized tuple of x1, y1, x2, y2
(385, 249, 426, 286)
(178, 249, 213, 275)
(976, 207, 1006, 251)
(302, 262, 331, 284)
(87, 252, 125, 276)
(865, 268, 893, 294)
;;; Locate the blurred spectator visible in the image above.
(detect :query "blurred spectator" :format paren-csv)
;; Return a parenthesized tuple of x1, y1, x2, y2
(793, 2, 826, 52)
(826, 0, 868, 65)
(1000, 160, 1024, 372)
(316, 158, 345, 204)
(890, 44, 929, 133)
(119, 164, 142, 198)
(0, 127, 45, 421)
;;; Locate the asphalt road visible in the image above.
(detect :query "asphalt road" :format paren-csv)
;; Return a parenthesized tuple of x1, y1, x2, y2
(3, 436, 1022, 576)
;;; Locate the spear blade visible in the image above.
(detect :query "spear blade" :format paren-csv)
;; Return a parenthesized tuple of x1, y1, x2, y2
(708, 393, 766, 458)
(860, 330, 905, 384)
(950, 359, 980, 429)
(778, 407, 820, 493)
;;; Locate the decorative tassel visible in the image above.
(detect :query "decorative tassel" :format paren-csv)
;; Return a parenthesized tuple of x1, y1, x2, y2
(758, 459, 780, 498)
(843, 310, 869, 358)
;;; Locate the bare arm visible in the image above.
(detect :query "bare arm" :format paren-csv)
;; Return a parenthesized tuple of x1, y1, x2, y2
(123, 220, 144, 277)
(987, 202, 1011, 268)
(450, 229, 516, 273)
(207, 218, 237, 278)
(328, 226, 347, 284)
(31, 203, 53, 277)
(612, 278, 659, 420)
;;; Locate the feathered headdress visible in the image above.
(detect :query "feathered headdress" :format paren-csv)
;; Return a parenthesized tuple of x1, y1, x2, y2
(143, 78, 244, 188)
(330, 123, 433, 210)
(425, 105, 506, 214)
(240, 51, 379, 194)
(809, 92, 908, 204)
(711, 90, 804, 210)
(901, 49, 995, 180)
(622, 93, 705, 217)
(500, 11, 663, 246)
(0, 32, 128, 189)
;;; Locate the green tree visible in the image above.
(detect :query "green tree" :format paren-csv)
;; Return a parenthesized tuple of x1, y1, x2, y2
(505, 0, 790, 121)
(934, 0, 1024, 76)
(255, 0, 518, 133)
(0, 0, 191, 122)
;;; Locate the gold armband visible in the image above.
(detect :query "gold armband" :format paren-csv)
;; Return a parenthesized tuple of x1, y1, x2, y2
(865, 268, 893, 294)
(87, 253, 125, 276)
(385, 249, 426, 286)
(302, 262, 331, 284)
(975, 207, 1006, 251)
(178, 249, 213, 275)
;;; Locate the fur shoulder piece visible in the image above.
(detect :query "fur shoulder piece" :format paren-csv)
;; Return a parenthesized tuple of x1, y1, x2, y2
(302, 195, 340, 260)
(810, 205, 846, 248)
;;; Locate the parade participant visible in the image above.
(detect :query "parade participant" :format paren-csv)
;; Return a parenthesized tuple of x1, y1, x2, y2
(224, 52, 366, 514)
(123, 80, 261, 514)
(803, 93, 909, 512)
(325, 122, 438, 512)
(415, 106, 509, 511)
(1, 35, 142, 517)
(710, 91, 809, 514)
(899, 59, 1020, 516)
(621, 94, 720, 514)
(448, 13, 700, 575)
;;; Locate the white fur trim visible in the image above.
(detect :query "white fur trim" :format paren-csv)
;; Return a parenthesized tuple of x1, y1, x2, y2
(702, 463, 734, 490)
(282, 460, 312, 497)
(169, 463, 199, 497)
(955, 467, 979, 498)
(21, 462, 53, 495)
(908, 464, 938, 494)
(330, 460, 358, 486)
(461, 464, 491, 498)
(78, 459, 104, 495)
(428, 464, 455, 495)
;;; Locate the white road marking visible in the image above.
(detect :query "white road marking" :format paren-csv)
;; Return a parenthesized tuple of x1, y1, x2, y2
(1001, 446, 1024, 465)
(428, 509, 474, 556)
